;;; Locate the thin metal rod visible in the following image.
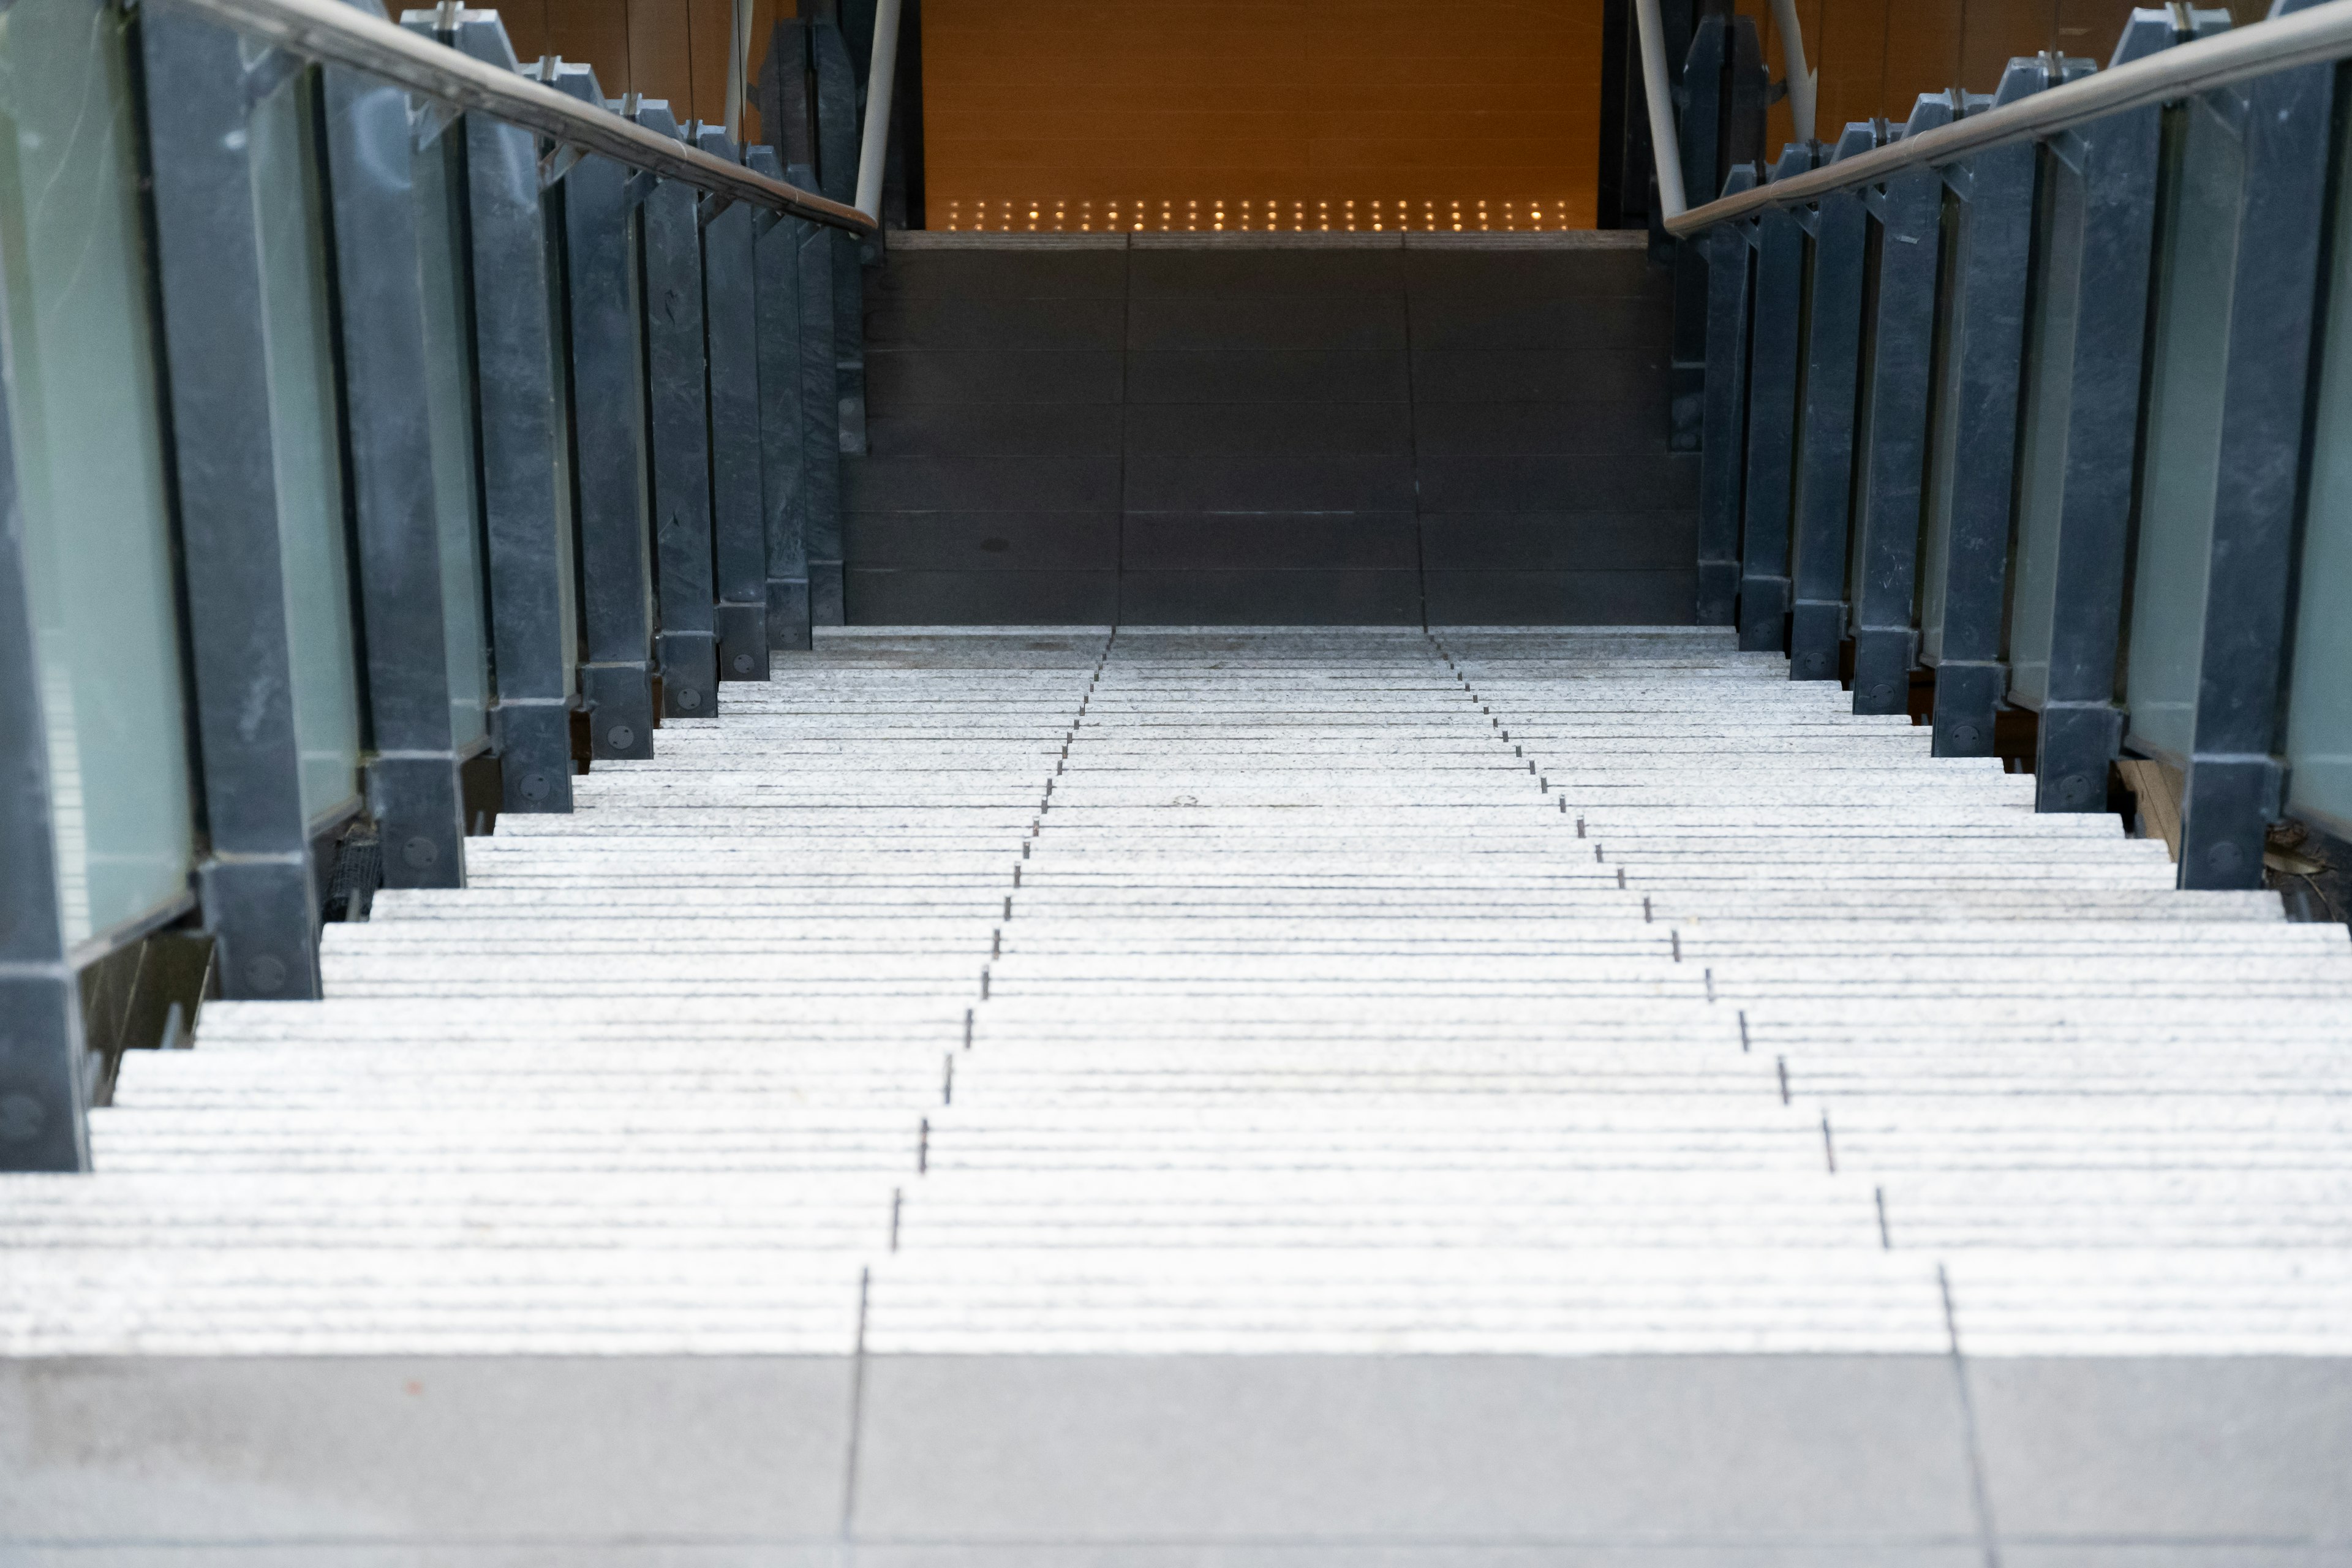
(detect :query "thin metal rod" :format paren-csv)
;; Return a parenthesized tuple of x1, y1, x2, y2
(1768, 0, 1817, 145)
(151, 0, 875, 232)
(1634, 0, 1689, 219)
(1666, 0, 2352, 235)
(853, 0, 903, 222)
(723, 0, 752, 143)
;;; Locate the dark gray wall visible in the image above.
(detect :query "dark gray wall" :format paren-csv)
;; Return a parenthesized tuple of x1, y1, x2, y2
(846, 232, 1695, 625)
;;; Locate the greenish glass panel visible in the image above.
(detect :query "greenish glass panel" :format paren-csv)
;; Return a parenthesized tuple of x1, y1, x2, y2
(415, 135, 489, 748)
(2125, 102, 2241, 767)
(2004, 148, 2089, 711)
(0, 0, 195, 946)
(249, 68, 362, 824)
(1917, 190, 1966, 664)
(2286, 101, 2352, 840)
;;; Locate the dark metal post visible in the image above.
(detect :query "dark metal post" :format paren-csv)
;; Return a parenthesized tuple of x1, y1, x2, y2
(760, 20, 817, 175)
(138, 9, 320, 1001)
(790, 158, 845, 626)
(1738, 143, 1815, 654)
(1847, 94, 1956, 715)
(2177, 1, 2337, 889)
(631, 100, 720, 719)
(809, 2, 867, 466)
(1598, 0, 1633, 228)
(698, 125, 772, 682)
(444, 16, 576, 813)
(1924, 61, 2067, 758)
(887, 0, 925, 229)
(543, 61, 656, 760)
(2021, 15, 2184, 809)
(317, 58, 469, 886)
(0, 283, 91, 1171)
(1787, 124, 1877, 680)
(750, 145, 813, 651)
(1724, 13, 1769, 174)
(1670, 15, 1727, 450)
(1695, 165, 1757, 624)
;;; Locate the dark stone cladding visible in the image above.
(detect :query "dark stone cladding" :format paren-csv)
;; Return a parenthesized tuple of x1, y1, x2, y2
(846, 230, 1697, 625)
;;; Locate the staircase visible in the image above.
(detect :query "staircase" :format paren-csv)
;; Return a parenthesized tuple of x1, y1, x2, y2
(8, 627, 2349, 1557)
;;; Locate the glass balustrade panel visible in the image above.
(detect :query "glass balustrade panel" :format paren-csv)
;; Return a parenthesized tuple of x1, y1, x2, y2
(2004, 148, 2087, 710)
(415, 132, 490, 750)
(2124, 102, 2239, 767)
(0, 0, 195, 946)
(1915, 189, 1967, 662)
(250, 66, 363, 826)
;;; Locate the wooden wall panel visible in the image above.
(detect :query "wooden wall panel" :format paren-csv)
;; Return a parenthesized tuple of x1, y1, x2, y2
(498, 0, 551, 66)
(685, 0, 735, 126)
(545, 0, 631, 96)
(924, 0, 1602, 232)
(626, 0, 696, 110)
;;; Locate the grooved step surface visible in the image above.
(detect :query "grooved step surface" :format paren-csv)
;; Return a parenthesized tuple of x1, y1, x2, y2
(7, 627, 2351, 1559)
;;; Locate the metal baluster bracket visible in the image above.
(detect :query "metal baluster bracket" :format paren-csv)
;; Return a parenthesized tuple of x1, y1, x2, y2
(138, 7, 325, 1000)
(540, 59, 657, 761)
(1786, 123, 1879, 682)
(434, 12, 577, 812)
(630, 99, 721, 721)
(1847, 93, 1960, 716)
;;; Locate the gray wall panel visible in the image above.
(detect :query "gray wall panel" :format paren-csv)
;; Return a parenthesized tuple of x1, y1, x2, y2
(844, 240, 1694, 625)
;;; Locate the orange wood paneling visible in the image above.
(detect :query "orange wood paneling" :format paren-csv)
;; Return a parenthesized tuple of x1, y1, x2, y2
(528, 0, 782, 137)
(498, 0, 551, 66)
(626, 0, 696, 111)
(545, 0, 632, 97)
(923, 0, 1602, 232)
(686, 0, 734, 126)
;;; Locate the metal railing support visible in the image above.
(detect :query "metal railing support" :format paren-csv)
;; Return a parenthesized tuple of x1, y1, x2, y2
(2173, 0, 2339, 888)
(1666, 13, 1725, 453)
(541, 61, 658, 761)
(1736, 144, 1813, 652)
(1846, 94, 1954, 717)
(318, 54, 470, 888)
(1785, 124, 1877, 680)
(699, 124, 775, 684)
(435, 10, 576, 815)
(1921, 61, 2068, 761)
(632, 100, 722, 722)
(750, 145, 815, 652)
(792, 153, 848, 625)
(2015, 12, 2192, 809)
(812, 7, 869, 468)
(138, 7, 323, 1002)
(1694, 164, 1756, 625)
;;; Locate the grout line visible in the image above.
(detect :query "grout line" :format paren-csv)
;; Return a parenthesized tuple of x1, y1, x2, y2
(838, 1265, 872, 1542)
(1940, 1262, 2005, 1568)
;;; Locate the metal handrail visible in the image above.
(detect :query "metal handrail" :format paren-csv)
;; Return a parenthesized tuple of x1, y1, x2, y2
(1766, 0, 1817, 145)
(152, 0, 877, 234)
(853, 0, 904, 222)
(1634, 0, 1689, 218)
(1657, 0, 2352, 238)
